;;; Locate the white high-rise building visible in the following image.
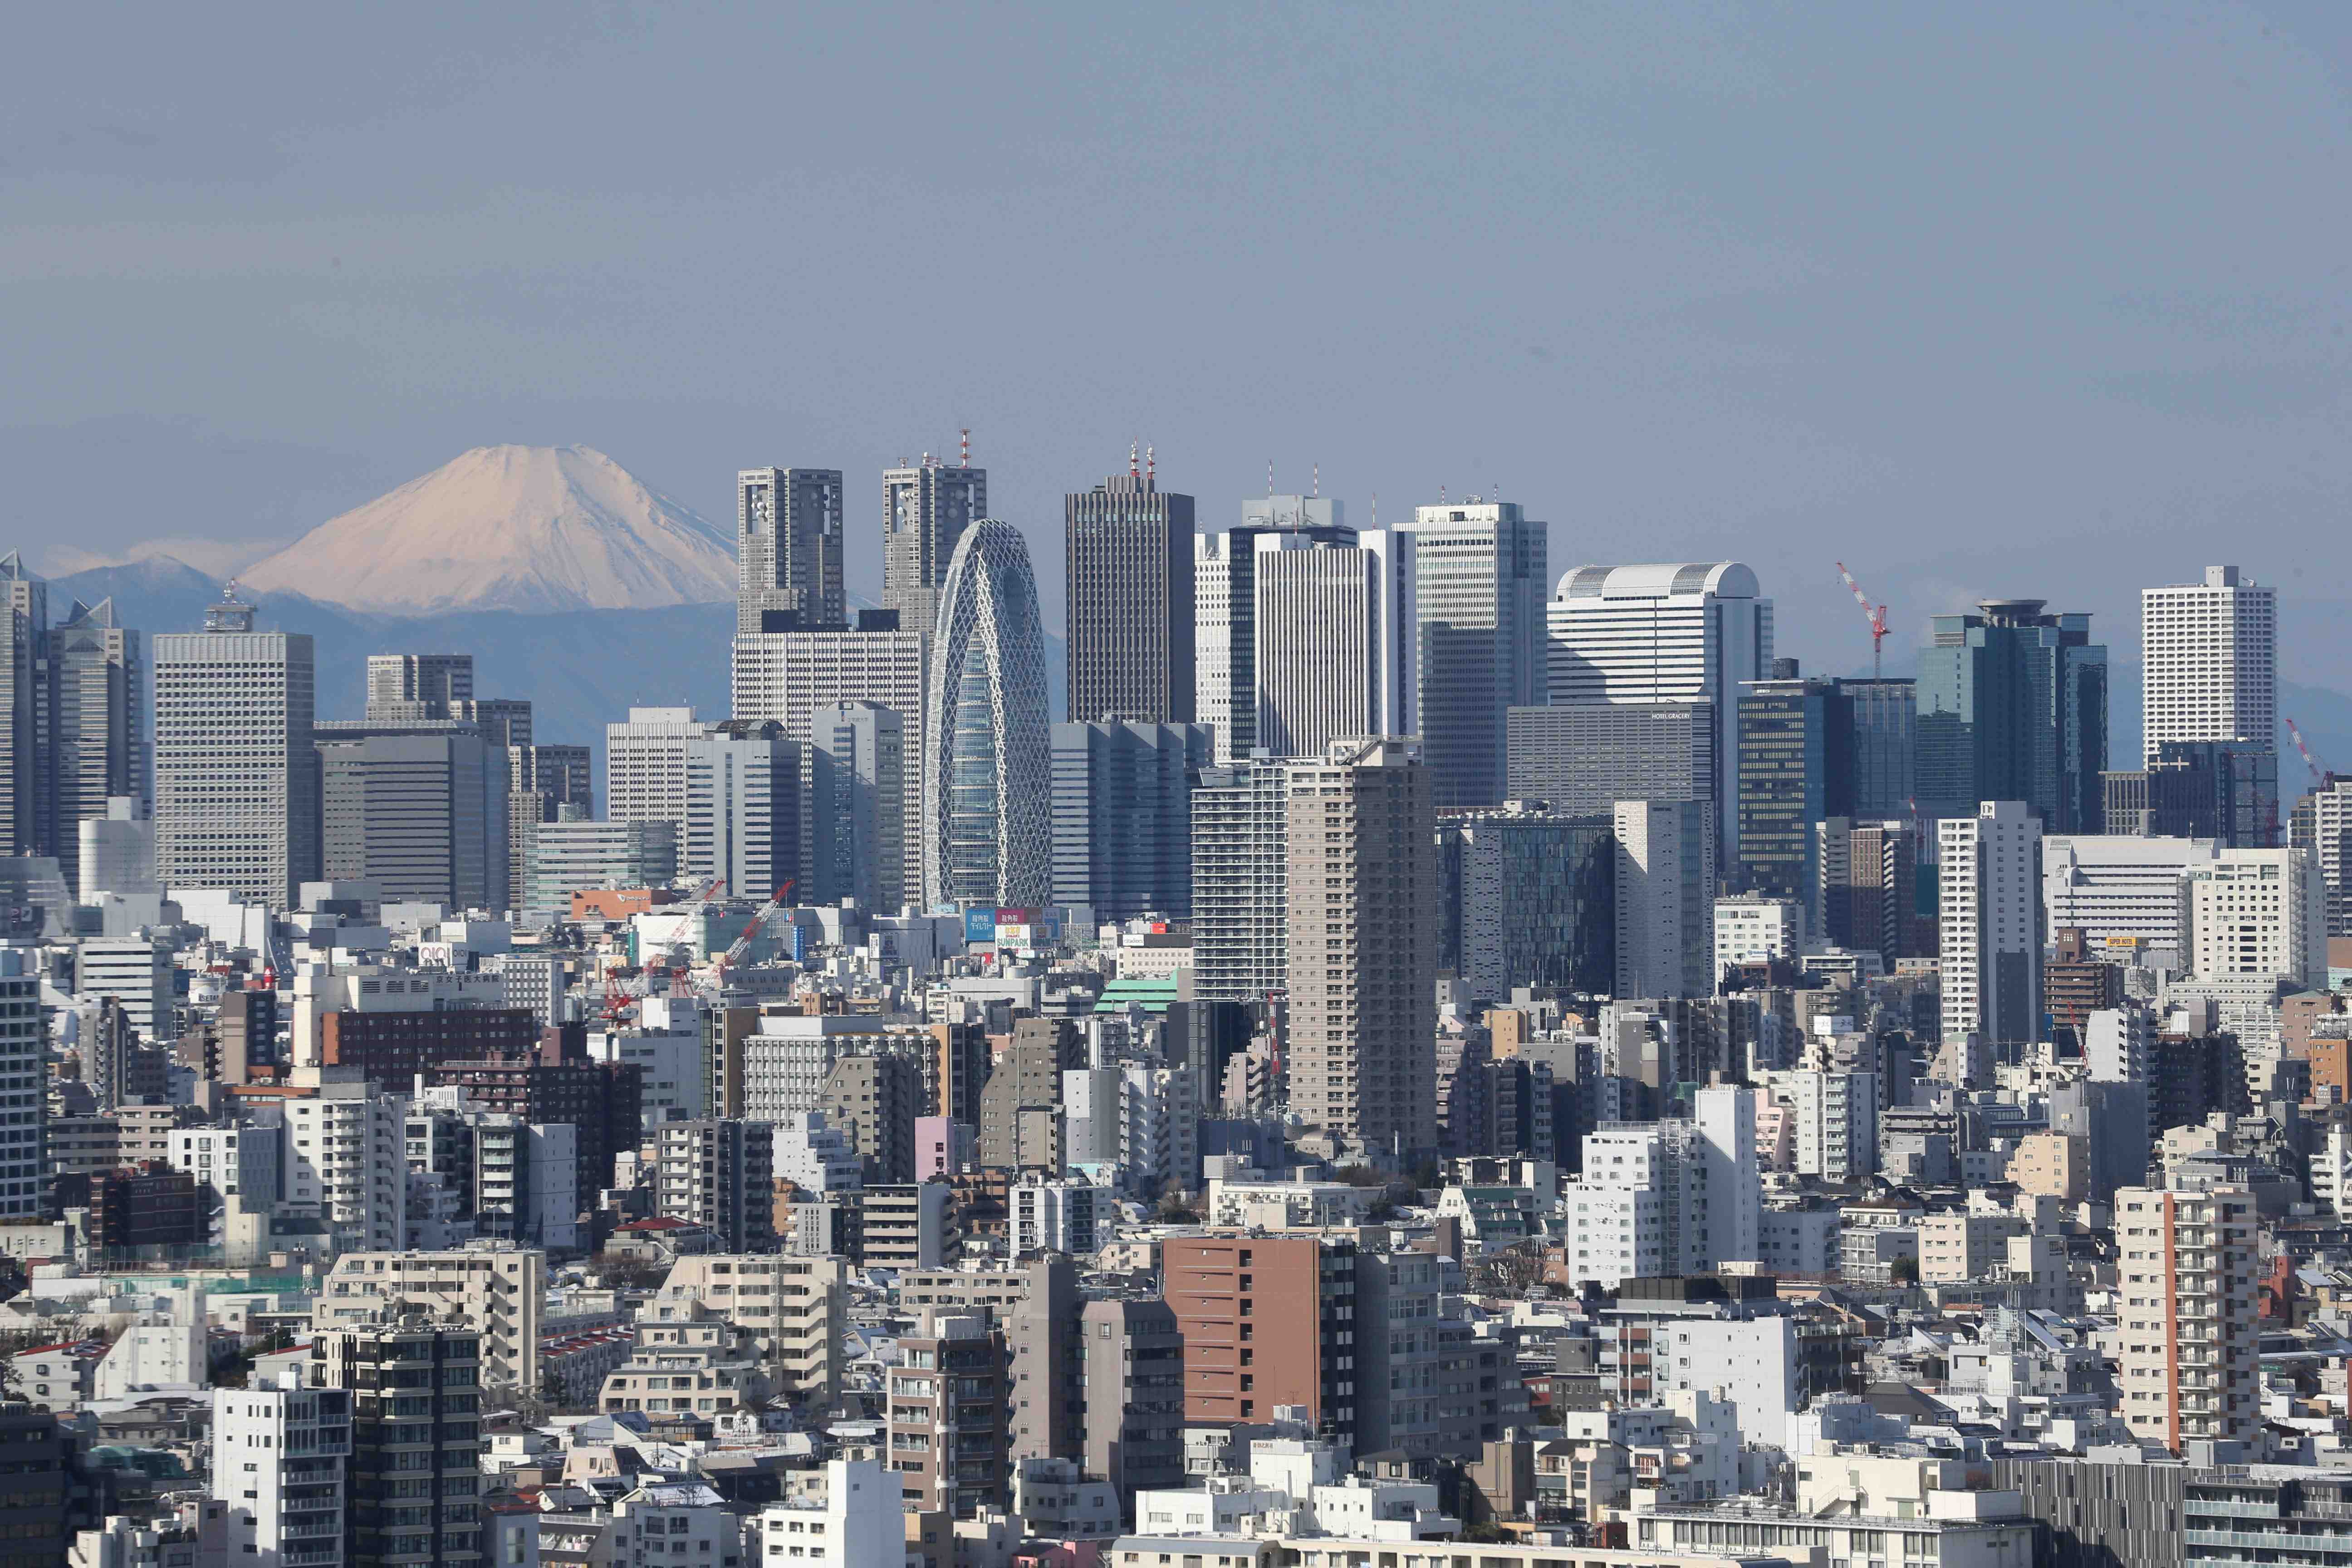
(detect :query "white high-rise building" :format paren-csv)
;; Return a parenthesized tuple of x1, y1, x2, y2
(282, 1083, 406, 1254)
(1713, 892, 1804, 985)
(1765, 1068, 1880, 1181)
(2293, 777, 2352, 938)
(2115, 1185, 2257, 1452)
(2142, 565, 2276, 766)
(2185, 847, 2327, 987)
(1613, 799, 1716, 999)
(1939, 801, 2043, 1054)
(1194, 495, 1353, 764)
(1398, 500, 1548, 811)
(605, 706, 718, 847)
(1546, 563, 1771, 861)
(213, 1381, 352, 1568)
(153, 587, 318, 909)
(1250, 531, 1413, 760)
(2087, 1004, 2155, 1083)
(1561, 1086, 1760, 1289)
(2041, 833, 2218, 958)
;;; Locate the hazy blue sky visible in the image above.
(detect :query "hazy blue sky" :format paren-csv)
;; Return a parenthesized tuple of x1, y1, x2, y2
(9, 2, 2352, 676)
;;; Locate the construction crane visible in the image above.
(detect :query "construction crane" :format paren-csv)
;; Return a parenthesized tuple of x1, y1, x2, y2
(1836, 561, 1891, 679)
(714, 879, 797, 976)
(2288, 717, 2329, 787)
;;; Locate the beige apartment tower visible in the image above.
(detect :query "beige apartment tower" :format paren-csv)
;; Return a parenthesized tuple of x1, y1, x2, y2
(1284, 736, 1437, 1157)
(2115, 1186, 2257, 1453)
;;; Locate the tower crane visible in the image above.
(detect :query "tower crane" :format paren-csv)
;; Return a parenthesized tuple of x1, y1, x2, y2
(2287, 718, 2329, 787)
(1835, 561, 1891, 679)
(713, 880, 797, 977)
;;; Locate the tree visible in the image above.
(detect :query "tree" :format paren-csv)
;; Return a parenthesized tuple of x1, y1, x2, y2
(1889, 1255, 1920, 1288)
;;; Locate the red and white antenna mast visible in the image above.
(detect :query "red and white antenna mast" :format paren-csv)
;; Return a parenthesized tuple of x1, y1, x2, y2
(1128, 441, 1139, 479)
(1835, 560, 1891, 679)
(960, 428, 970, 467)
(1146, 444, 1155, 486)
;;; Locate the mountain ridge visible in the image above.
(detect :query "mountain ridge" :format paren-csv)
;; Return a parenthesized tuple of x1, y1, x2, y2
(235, 444, 738, 615)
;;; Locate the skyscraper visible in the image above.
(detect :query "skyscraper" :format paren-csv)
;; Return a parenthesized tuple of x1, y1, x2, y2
(1064, 452, 1195, 725)
(50, 596, 142, 894)
(810, 700, 906, 913)
(508, 743, 592, 911)
(1050, 720, 1210, 921)
(1545, 562, 1772, 865)
(2144, 566, 2276, 764)
(1504, 701, 1716, 815)
(0, 949, 42, 1220)
(883, 450, 986, 637)
(1613, 799, 1716, 1000)
(925, 519, 1051, 907)
(1189, 756, 1289, 1006)
(605, 706, 718, 847)
(0, 554, 49, 861)
(1937, 800, 2044, 1065)
(364, 653, 472, 714)
(737, 467, 846, 634)
(1401, 500, 1548, 810)
(681, 720, 829, 903)
(1194, 495, 1353, 763)
(1284, 737, 1436, 1158)
(1435, 802, 1616, 1001)
(1251, 531, 1413, 759)
(154, 586, 319, 910)
(732, 620, 927, 900)
(316, 729, 509, 909)
(1915, 598, 2107, 831)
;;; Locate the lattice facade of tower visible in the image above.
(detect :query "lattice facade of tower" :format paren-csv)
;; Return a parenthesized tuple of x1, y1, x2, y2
(924, 519, 1051, 908)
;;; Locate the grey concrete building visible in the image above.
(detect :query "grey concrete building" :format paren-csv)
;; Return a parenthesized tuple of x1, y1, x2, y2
(1081, 1297, 1185, 1520)
(365, 653, 472, 714)
(883, 451, 986, 637)
(1193, 495, 1353, 763)
(0, 555, 53, 862)
(977, 1019, 1080, 1172)
(1399, 501, 1548, 811)
(737, 466, 845, 634)
(1064, 457, 1195, 725)
(811, 701, 907, 914)
(50, 597, 143, 896)
(734, 622, 927, 901)
(155, 588, 319, 910)
(819, 1052, 923, 1186)
(681, 720, 829, 903)
(318, 730, 510, 909)
(1504, 701, 1716, 817)
(1050, 720, 1210, 922)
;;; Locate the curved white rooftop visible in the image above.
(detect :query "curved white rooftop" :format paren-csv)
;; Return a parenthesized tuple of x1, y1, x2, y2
(1553, 561, 1760, 601)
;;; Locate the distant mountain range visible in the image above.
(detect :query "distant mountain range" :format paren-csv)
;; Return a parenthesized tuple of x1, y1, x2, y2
(235, 444, 738, 614)
(59, 556, 736, 776)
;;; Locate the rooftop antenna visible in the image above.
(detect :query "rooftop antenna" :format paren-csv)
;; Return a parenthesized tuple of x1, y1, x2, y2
(1439, 484, 1446, 504)
(1312, 462, 1320, 498)
(960, 428, 970, 467)
(1146, 444, 1155, 486)
(1129, 441, 1139, 480)
(1268, 459, 1274, 496)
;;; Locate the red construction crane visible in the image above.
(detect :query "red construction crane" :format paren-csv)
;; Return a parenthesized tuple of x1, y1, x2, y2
(1836, 561, 1891, 679)
(2288, 717, 2329, 786)
(714, 880, 798, 976)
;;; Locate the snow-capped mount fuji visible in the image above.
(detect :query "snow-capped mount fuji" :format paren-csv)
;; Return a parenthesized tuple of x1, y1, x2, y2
(236, 445, 736, 614)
